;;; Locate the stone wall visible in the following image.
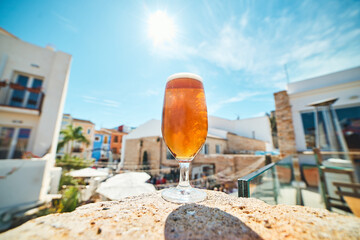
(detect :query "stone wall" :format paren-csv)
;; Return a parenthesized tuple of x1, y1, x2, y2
(226, 133, 266, 153)
(274, 91, 297, 157)
(123, 136, 163, 171)
(205, 137, 227, 154)
(123, 134, 266, 178)
(192, 154, 265, 180)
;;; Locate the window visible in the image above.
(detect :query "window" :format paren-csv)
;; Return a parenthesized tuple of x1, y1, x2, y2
(104, 136, 108, 143)
(114, 136, 119, 142)
(9, 74, 43, 109)
(204, 144, 209, 154)
(216, 144, 221, 154)
(200, 143, 209, 154)
(301, 106, 360, 150)
(95, 136, 100, 142)
(0, 126, 31, 159)
(26, 78, 42, 109)
(166, 149, 175, 160)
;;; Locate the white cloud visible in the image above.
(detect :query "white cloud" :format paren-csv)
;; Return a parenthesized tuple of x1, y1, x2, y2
(222, 91, 261, 104)
(199, 24, 256, 72)
(208, 91, 262, 114)
(82, 96, 120, 108)
(150, 1, 360, 88)
(239, 11, 249, 28)
(52, 12, 78, 33)
(144, 89, 160, 97)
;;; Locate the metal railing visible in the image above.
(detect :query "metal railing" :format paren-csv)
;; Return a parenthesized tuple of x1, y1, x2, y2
(0, 82, 45, 114)
(238, 155, 295, 205)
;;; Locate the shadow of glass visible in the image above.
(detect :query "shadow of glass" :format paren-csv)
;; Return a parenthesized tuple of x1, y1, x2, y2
(164, 203, 263, 240)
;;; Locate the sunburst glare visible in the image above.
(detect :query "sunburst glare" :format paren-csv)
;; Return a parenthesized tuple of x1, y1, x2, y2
(148, 10, 177, 46)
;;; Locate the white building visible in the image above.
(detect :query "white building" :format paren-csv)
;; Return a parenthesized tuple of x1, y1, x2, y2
(286, 66, 360, 152)
(208, 115, 273, 149)
(120, 115, 273, 168)
(0, 28, 71, 220)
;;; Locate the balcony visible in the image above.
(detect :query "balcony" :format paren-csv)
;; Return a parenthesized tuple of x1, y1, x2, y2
(0, 81, 45, 115)
(72, 147, 84, 153)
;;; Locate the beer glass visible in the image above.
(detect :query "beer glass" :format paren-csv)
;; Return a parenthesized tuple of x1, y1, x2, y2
(161, 72, 208, 203)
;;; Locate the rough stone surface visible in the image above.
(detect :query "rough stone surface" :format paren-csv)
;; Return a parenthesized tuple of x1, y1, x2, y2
(274, 90, 297, 158)
(1, 191, 360, 240)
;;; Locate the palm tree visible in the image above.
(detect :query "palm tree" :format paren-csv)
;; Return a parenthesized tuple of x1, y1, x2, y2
(57, 125, 90, 157)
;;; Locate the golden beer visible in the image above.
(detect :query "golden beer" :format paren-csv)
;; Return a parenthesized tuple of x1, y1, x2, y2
(162, 74, 208, 161)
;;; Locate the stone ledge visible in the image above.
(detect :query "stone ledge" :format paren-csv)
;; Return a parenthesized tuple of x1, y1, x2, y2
(1, 191, 360, 240)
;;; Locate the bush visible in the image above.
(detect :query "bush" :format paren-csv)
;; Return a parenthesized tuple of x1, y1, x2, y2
(56, 154, 94, 171)
(58, 186, 79, 212)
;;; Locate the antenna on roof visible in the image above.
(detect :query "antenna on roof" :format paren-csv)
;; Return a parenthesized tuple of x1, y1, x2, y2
(284, 64, 290, 84)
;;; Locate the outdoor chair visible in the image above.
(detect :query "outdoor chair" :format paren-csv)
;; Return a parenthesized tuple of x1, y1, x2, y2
(313, 148, 359, 213)
(333, 182, 360, 217)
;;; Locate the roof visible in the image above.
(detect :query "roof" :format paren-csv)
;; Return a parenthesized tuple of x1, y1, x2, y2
(208, 128, 228, 139)
(287, 66, 360, 95)
(0, 27, 19, 39)
(95, 129, 111, 135)
(125, 119, 161, 140)
(101, 128, 128, 135)
(73, 118, 95, 125)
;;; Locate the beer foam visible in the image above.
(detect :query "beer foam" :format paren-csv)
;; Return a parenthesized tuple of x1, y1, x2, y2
(167, 72, 203, 82)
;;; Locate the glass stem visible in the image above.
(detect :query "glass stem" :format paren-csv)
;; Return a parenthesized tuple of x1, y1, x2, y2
(178, 162, 191, 188)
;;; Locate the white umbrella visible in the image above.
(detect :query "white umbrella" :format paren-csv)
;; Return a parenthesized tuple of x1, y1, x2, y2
(96, 172, 156, 200)
(68, 168, 109, 178)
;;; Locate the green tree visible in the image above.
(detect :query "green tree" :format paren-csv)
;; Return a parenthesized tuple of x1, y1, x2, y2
(57, 125, 90, 157)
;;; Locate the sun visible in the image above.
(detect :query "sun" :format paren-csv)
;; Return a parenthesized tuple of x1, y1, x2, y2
(148, 10, 177, 45)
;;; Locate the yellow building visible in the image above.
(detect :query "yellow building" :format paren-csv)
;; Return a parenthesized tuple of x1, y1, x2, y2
(57, 114, 95, 159)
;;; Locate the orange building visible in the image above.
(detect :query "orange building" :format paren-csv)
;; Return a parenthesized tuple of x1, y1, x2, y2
(103, 129, 127, 161)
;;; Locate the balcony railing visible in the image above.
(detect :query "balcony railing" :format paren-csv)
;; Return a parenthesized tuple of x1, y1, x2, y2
(238, 157, 294, 205)
(0, 81, 45, 114)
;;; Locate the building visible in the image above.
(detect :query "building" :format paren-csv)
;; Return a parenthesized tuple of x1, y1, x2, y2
(57, 114, 95, 160)
(107, 129, 127, 161)
(0, 28, 71, 213)
(92, 129, 112, 164)
(274, 66, 360, 157)
(0, 28, 71, 159)
(117, 124, 134, 133)
(120, 116, 272, 179)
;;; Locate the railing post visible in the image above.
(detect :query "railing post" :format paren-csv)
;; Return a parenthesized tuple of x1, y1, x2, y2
(238, 179, 249, 198)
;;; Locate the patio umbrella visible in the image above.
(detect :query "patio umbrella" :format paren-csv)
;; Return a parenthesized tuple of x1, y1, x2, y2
(96, 172, 156, 200)
(68, 168, 109, 178)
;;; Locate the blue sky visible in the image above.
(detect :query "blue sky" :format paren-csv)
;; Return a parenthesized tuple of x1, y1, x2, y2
(1, 0, 360, 128)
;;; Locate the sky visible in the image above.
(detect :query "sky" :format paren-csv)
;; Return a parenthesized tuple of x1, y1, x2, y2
(1, 0, 360, 129)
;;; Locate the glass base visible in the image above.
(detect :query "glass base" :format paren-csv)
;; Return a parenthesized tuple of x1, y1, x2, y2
(161, 186, 207, 203)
